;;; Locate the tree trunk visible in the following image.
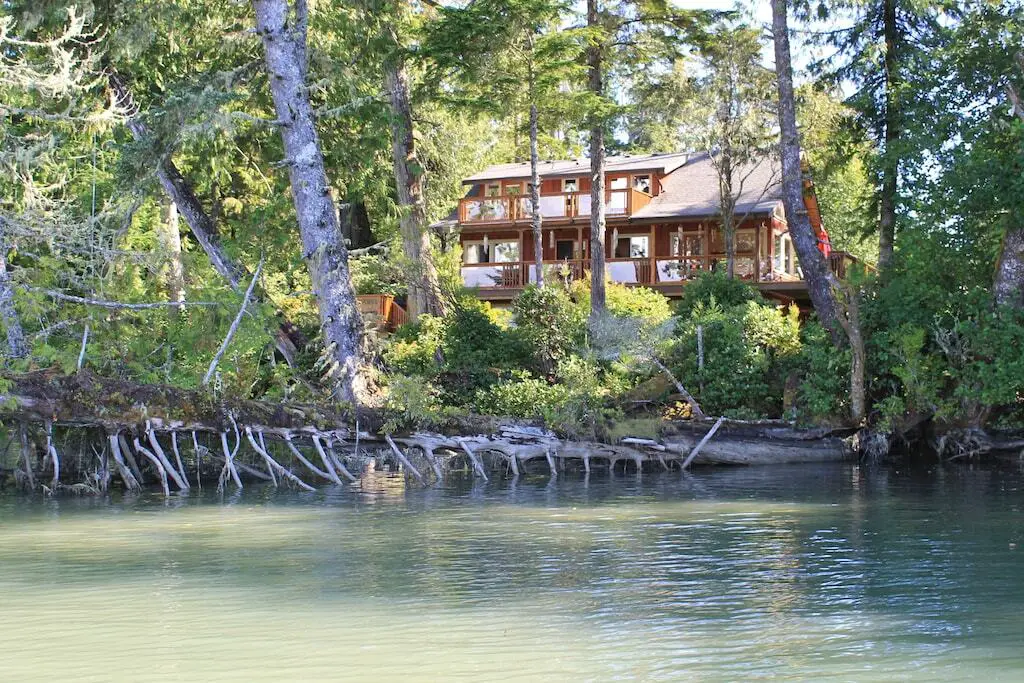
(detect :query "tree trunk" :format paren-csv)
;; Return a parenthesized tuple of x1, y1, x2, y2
(529, 100, 544, 288)
(994, 224, 1024, 309)
(384, 58, 447, 318)
(994, 57, 1024, 308)
(720, 153, 736, 279)
(0, 218, 28, 359)
(772, 0, 843, 344)
(157, 199, 185, 315)
(587, 0, 607, 318)
(253, 0, 367, 405)
(877, 0, 901, 272)
(834, 282, 866, 424)
(107, 72, 301, 365)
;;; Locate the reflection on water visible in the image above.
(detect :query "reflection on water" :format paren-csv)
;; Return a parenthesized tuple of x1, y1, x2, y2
(0, 464, 1023, 681)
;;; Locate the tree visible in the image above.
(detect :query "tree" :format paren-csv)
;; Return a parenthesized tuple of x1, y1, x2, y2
(252, 0, 367, 404)
(803, 0, 938, 272)
(678, 24, 777, 279)
(383, 1, 448, 319)
(582, 0, 714, 319)
(423, 0, 584, 290)
(772, 0, 842, 343)
(797, 87, 877, 263)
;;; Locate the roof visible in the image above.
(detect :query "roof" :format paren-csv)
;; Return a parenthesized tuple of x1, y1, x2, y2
(632, 151, 782, 221)
(462, 151, 692, 184)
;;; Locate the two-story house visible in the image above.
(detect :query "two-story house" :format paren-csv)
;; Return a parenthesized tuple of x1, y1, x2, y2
(447, 150, 858, 305)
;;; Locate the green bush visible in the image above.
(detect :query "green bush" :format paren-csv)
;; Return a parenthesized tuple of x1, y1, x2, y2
(675, 271, 763, 318)
(473, 370, 570, 421)
(382, 374, 450, 433)
(793, 321, 850, 421)
(669, 297, 801, 419)
(567, 278, 673, 325)
(512, 284, 587, 374)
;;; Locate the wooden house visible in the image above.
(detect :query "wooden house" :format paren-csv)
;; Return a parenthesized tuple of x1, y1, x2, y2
(442, 151, 860, 305)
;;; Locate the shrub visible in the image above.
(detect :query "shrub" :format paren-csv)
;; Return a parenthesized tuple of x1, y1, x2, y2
(385, 315, 445, 376)
(675, 271, 763, 318)
(473, 370, 570, 421)
(512, 284, 587, 374)
(567, 278, 673, 325)
(669, 297, 801, 419)
(792, 321, 850, 421)
(382, 374, 454, 432)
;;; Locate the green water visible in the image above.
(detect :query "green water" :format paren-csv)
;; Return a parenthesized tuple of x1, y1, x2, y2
(1, 463, 1022, 681)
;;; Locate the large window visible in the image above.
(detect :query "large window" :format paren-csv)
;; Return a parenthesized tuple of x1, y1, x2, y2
(464, 240, 520, 264)
(670, 232, 703, 256)
(556, 240, 576, 260)
(614, 235, 648, 258)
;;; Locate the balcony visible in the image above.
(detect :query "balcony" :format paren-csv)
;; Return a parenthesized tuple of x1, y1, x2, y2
(459, 188, 653, 225)
(460, 251, 865, 293)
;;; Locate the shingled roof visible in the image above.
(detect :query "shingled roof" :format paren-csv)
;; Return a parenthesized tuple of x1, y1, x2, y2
(462, 151, 692, 183)
(633, 152, 782, 220)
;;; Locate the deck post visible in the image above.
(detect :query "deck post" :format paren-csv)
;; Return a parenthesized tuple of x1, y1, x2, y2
(649, 223, 657, 284)
(754, 223, 761, 282)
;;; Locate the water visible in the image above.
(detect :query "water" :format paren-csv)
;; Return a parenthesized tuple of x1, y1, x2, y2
(1, 463, 1022, 681)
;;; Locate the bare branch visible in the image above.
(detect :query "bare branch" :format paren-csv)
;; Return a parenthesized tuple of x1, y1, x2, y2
(202, 258, 263, 386)
(26, 286, 221, 310)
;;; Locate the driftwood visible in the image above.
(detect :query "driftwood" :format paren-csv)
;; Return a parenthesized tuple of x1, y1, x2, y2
(0, 371, 862, 496)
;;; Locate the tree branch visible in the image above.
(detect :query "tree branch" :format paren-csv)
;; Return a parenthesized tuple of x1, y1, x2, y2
(202, 258, 263, 386)
(26, 287, 220, 310)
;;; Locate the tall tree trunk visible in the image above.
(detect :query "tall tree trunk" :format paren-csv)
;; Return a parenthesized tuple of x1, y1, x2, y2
(529, 100, 544, 288)
(108, 72, 301, 365)
(720, 153, 736, 279)
(0, 218, 27, 359)
(772, 0, 843, 344)
(994, 223, 1024, 309)
(994, 57, 1024, 308)
(587, 0, 607, 317)
(157, 199, 185, 315)
(384, 59, 447, 318)
(877, 0, 901, 271)
(253, 0, 367, 405)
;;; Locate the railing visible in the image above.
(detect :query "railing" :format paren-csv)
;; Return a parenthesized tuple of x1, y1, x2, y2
(460, 253, 867, 291)
(356, 294, 407, 331)
(459, 188, 652, 224)
(828, 251, 872, 279)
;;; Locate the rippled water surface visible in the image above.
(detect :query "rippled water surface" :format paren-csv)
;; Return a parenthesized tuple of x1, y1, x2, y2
(1, 463, 1023, 681)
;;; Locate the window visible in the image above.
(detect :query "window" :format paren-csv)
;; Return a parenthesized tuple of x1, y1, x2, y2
(556, 240, 576, 260)
(463, 240, 520, 264)
(609, 176, 628, 190)
(485, 183, 501, 197)
(736, 230, 755, 253)
(615, 235, 648, 258)
(632, 175, 651, 194)
(504, 182, 522, 195)
(670, 232, 703, 256)
(464, 243, 487, 264)
(562, 178, 578, 193)
(492, 240, 520, 263)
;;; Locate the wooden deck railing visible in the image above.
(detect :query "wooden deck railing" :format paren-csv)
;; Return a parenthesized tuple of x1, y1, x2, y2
(459, 251, 873, 291)
(356, 294, 408, 331)
(459, 188, 653, 224)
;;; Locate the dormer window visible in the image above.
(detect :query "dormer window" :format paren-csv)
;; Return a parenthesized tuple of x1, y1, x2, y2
(632, 175, 651, 194)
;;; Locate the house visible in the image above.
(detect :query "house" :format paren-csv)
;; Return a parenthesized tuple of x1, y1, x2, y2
(448, 150, 858, 305)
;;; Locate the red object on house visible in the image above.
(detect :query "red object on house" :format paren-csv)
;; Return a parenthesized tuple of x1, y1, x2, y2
(817, 226, 832, 258)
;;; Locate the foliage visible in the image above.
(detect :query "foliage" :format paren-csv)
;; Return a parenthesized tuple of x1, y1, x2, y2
(511, 284, 587, 374)
(668, 296, 801, 419)
(674, 271, 762, 318)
